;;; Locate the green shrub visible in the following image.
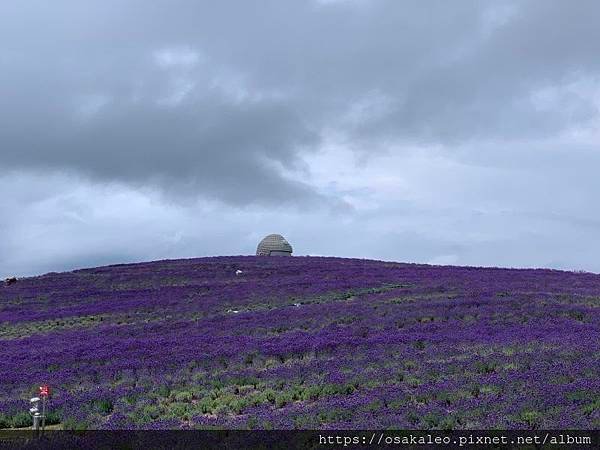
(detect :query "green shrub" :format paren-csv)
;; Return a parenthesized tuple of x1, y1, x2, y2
(210, 380, 224, 390)
(414, 393, 430, 404)
(229, 397, 250, 414)
(273, 379, 286, 390)
(404, 361, 417, 370)
(320, 384, 339, 396)
(10, 412, 32, 428)
(168, 402, 192, 419)
(197, 397, 215, 414)
(229, 376, 259, 388)
(155, 385, 170, 398)
(290, 386, 304, 401)
(173, 391, 193, 402)
(480, 385, 501, 395)
(93, 399, 114, 415)
(275, 392, 293, 408)
(520, 410, 541, 428)
(405, 410, 420, 425)
(302, 385, 322, 401)
(0, 413, 11, 429)
(293, 414, 314, 429)
(139, 404, 161, 421)
(246, 416, 258, 430)
(62, 417, 88, 431)
(421, 412, 442, 429)
(364, 400, 383, 412)
(414, 340, 426, 350)
(45, 411, 62, 425)
(440, 415, 458, 430)
(124, 394, 139, 405)
(387, 399, 408, 410)
(405, 375, 422, 387)
(474, 361, 497, 374)
(344, 382, 358, 394)
(566, 389, 588, 402)
(261, 389, 277, 404)
(582, 399, 600, 415)
(244, 352, 258, 366)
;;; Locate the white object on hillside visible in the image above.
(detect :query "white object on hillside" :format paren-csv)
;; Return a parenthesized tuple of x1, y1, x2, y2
(235, 270, 243, 275)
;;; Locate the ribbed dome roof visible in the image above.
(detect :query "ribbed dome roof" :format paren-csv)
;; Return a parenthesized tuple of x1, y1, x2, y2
(256, 234, 293, 256)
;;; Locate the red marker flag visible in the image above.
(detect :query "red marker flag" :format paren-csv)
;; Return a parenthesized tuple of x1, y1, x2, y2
(39, 385, 50, 397)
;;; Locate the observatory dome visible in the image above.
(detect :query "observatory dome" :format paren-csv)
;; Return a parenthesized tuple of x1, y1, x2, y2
(256, 234, 293, 256)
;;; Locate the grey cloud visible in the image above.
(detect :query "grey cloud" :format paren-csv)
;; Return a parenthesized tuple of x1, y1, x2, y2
(3, 92, 324, 206)
(2, 0, 600, 205)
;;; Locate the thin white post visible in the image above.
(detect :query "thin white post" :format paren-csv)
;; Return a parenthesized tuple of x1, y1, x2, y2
(33, 414, 40, 435)
(41, 397, 46, 433)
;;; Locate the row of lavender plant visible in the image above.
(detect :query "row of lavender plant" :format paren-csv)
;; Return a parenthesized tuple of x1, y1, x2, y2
(1, 256, 598, 429)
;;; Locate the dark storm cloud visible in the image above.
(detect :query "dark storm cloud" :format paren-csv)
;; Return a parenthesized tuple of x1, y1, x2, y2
(3, 87, 322, 206)
(2, 0, 599, 206)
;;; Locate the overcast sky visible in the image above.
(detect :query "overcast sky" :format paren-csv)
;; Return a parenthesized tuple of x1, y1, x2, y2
(2, 0, 600, 277)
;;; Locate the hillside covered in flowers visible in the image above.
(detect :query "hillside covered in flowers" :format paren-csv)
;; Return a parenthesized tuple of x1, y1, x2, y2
(1, 256, 599, 429)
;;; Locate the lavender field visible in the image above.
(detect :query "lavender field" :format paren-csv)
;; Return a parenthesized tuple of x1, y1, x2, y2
(1, 256, 599, 430)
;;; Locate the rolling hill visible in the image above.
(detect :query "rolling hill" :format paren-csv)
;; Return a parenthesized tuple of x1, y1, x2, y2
(1, 256, 599, 429)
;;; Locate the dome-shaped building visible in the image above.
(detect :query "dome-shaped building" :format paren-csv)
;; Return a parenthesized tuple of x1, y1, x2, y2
(256, 234, 293, 256)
